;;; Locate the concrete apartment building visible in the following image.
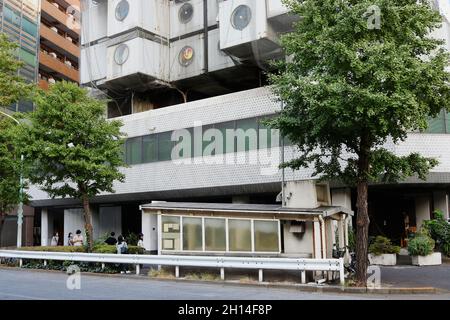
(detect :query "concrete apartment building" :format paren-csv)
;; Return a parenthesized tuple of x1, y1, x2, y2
(23, 0, 450, 256)
(38, 0, 80, 88)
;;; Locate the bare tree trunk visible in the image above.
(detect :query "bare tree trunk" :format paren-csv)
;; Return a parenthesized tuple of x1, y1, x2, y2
(355, 136, 371, 287)
(356, 180, 369, 286)
(82, 194, 93, 252)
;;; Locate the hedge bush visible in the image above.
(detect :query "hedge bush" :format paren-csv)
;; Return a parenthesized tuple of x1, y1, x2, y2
(19, 245, 144, 255)
(369, 236, 401, 255)
(423, 210, 450, 257)
(408, 233, 435, 256)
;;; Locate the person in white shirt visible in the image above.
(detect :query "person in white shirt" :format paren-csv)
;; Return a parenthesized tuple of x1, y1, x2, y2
(137, 233, 144, 248)
(50, 232, 59, 246)
(72, 230, 84, 247)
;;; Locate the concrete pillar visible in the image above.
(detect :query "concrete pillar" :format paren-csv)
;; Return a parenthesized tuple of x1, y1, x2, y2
(433, 191, 449, 220)
(337, 216, 345, 249)
(415, 196, 431, 229)
(41, 209, 48, 246)
(313, 220, 322, 259)
(324, 219, 334, 258)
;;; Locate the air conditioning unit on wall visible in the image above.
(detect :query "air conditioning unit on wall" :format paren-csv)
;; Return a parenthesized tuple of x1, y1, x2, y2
(81, 0, 108, 45)
(219, 0, 281, 61)
(106, 37, 169, 85)
(169, 0, 219, 39)
(107, 0, 170, 39)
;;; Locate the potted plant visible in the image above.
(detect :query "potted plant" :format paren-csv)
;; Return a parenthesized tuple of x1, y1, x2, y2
(408, 232, 442, 266)
(368, 236, 400, 266)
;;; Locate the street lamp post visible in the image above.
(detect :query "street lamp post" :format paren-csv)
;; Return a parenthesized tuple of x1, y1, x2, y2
(0, 110, 24, 248)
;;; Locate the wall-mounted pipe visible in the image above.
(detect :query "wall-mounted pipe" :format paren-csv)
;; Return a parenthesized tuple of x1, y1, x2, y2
(203, 0, 209, 73)
(318, 215, 326, 259)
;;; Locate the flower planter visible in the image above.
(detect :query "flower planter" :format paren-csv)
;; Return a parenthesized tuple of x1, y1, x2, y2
(411, 252, 442, 266)
(368, 253, 397, 266)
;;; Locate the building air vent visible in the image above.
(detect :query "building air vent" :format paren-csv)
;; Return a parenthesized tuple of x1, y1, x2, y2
(115, 0, 130, 21)
(114, 44, 129, 65)
(179, 3, 194, 24)
(231, 5, 252, 31)
(179, 46, 195, 66)
(289, 221, 306, 234)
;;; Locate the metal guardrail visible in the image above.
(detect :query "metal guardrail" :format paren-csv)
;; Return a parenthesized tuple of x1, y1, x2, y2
(0, 250, 345, 285)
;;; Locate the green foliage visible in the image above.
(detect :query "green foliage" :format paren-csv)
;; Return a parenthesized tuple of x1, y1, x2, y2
(19, 244, 144, 255)
(267, 0, 449, 185)
(20, 81, 126, 199)
(0, 118, 29, 217)
(423, 210, 450, 257)
(369, 236, 401, 255)
(124, 232, 139, 246)
(0, 33, 34, 107)
(18, 81, 126, 249)
(408, 233, 435, 256)
(19, 246, 85, 253)
(0, 32, 33, 228)
(348, 226, 356, 252)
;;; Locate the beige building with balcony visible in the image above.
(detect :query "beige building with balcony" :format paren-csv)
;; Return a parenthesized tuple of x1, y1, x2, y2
(38, 0, 80, 88)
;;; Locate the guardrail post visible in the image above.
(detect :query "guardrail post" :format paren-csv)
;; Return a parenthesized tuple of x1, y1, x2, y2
(101, 263, 105, 270)
(339, 258, 345, 286)
(220, 267, 225, 280)
(43, 260, 47, 267)
(301, 271, 306, 284)
(258, 269, 263, 283)
(136, 264, 140, 275)
(175, 266, 180, 278)
(19, 259, 23, 268)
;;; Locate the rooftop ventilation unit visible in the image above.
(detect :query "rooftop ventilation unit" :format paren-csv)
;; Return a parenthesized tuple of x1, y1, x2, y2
(107, 0, 170, 39)
(170, 0, 219, 38)
(106, 37, 169, 88)
(219, 0, 281, 61)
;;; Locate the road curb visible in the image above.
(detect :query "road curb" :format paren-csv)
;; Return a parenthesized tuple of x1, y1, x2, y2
(0, 265, 440, 295)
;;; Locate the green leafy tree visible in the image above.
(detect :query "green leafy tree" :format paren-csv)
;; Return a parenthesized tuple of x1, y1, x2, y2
(21, 82, 126, 251)
(268, 0, 450, 285)
(0, 33, 33, 107)
(0, 32, 32, 240)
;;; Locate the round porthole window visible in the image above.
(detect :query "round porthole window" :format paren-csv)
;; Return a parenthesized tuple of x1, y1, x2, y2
(231, 5, 252, 31)
(114, 44, 129, 65)
(115, 0, 130, 21)
(179, 46, 195, 67)
(179, 3, 194, 24)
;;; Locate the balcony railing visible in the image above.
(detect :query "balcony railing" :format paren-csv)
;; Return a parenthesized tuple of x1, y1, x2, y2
(39, 51, 79, 83)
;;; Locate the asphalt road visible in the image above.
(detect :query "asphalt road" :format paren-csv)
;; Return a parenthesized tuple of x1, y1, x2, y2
(0, 268, 449, 300)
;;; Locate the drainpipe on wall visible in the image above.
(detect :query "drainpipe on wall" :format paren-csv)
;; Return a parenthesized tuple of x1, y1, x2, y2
(203, 0, 209, 73)
(318, 215, 326, 259)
